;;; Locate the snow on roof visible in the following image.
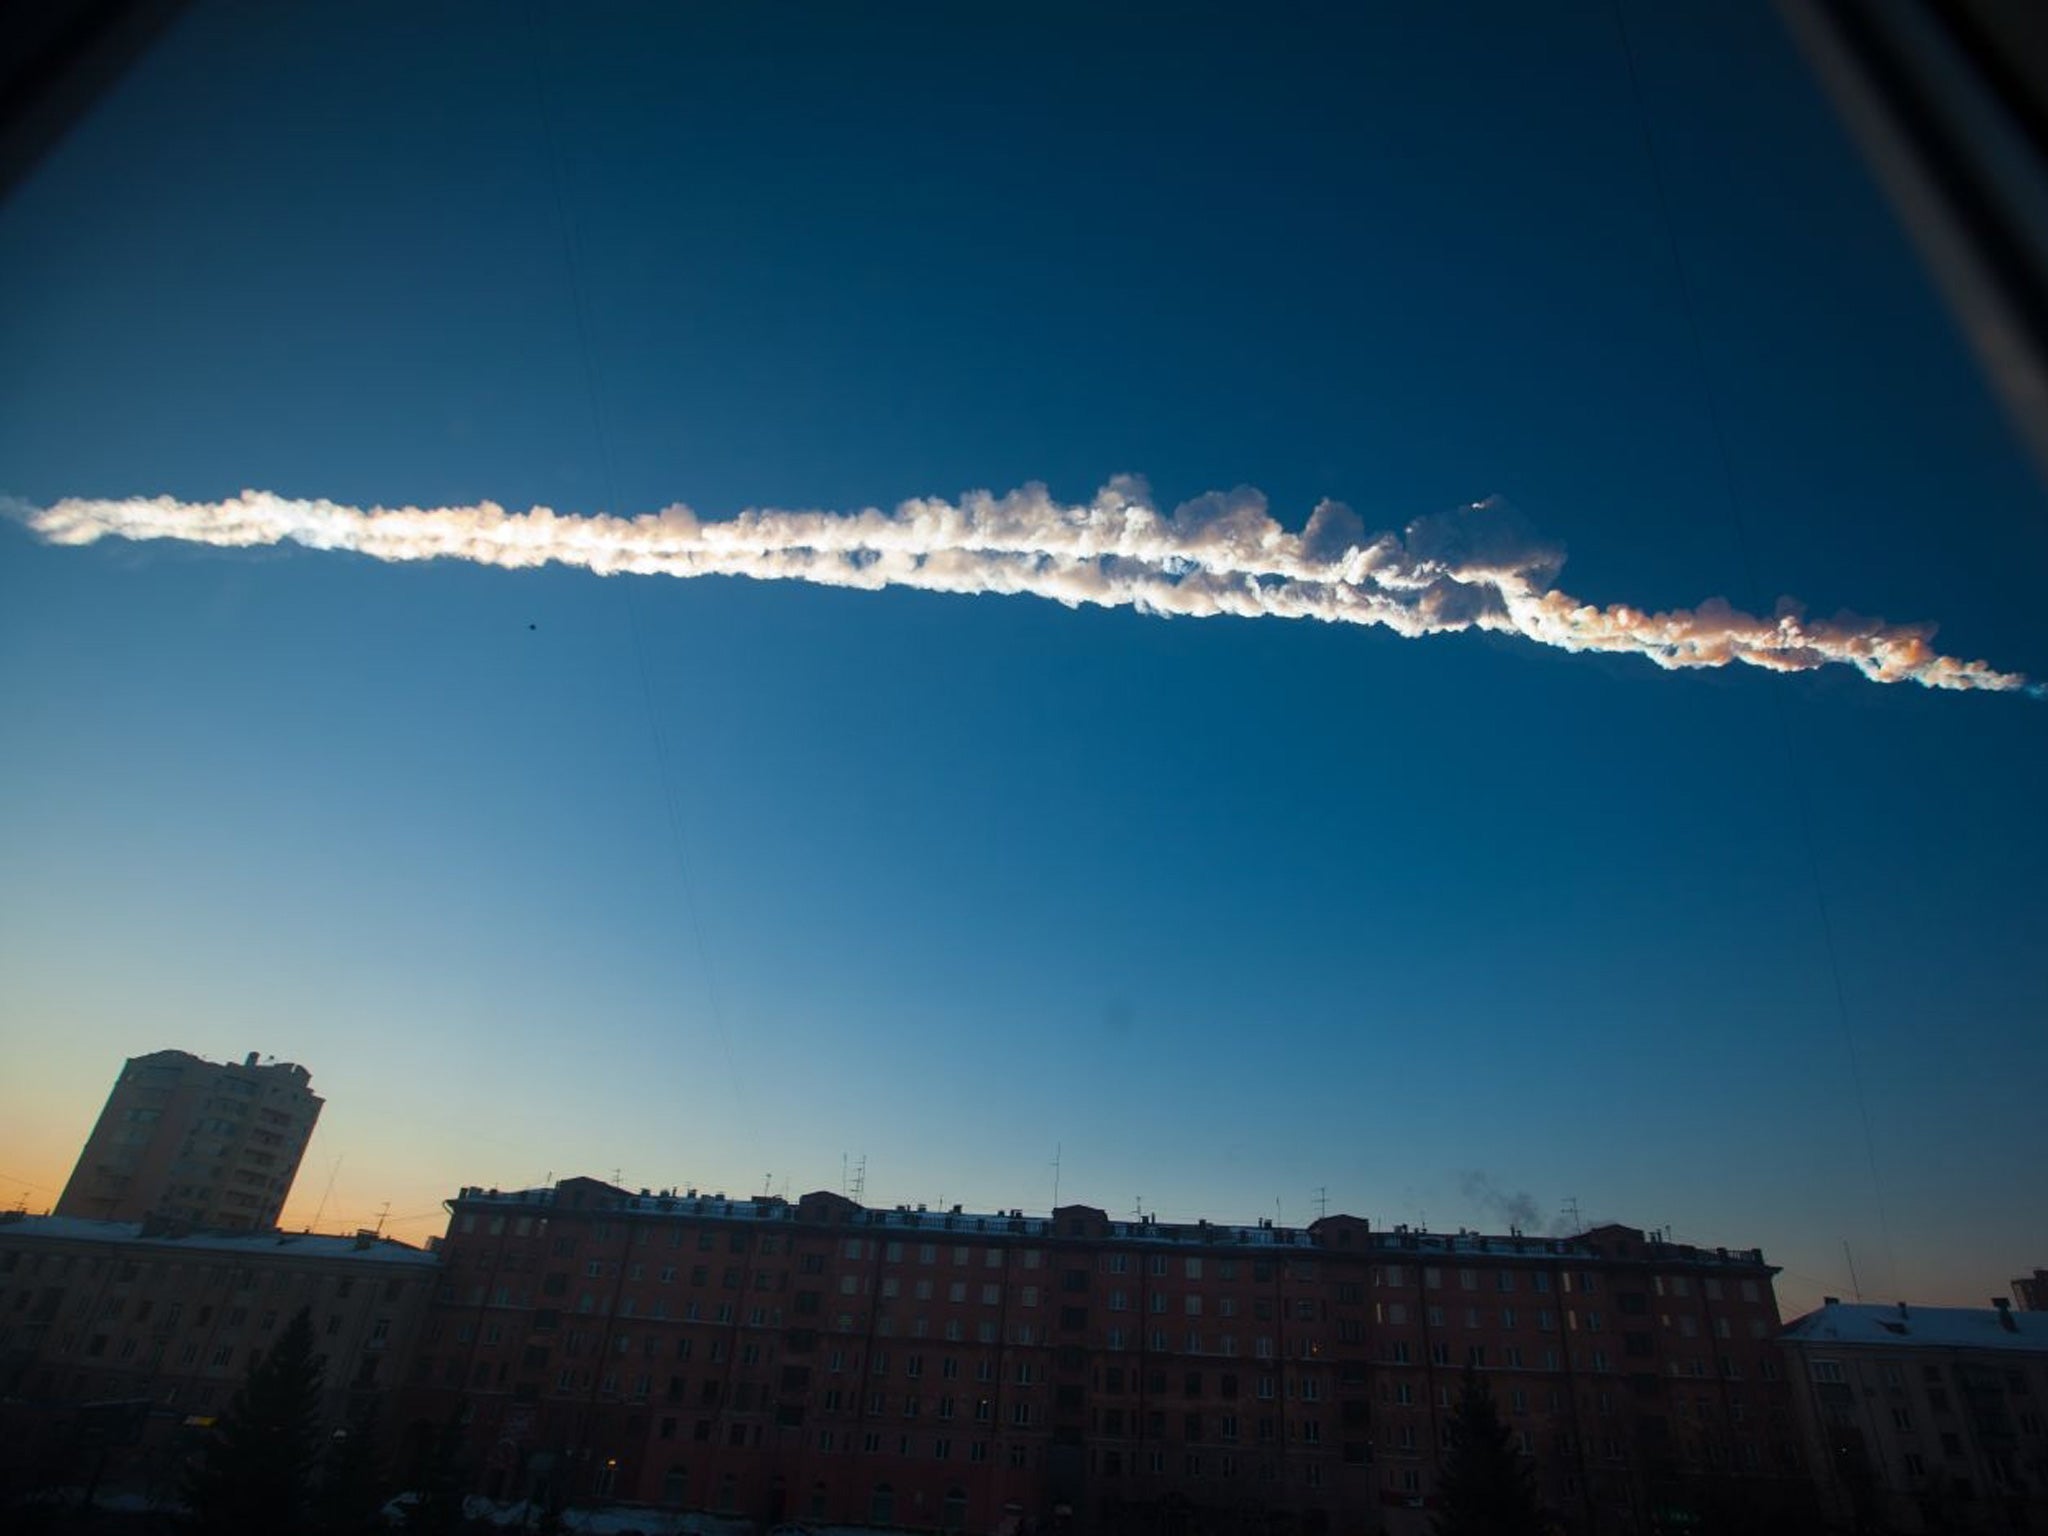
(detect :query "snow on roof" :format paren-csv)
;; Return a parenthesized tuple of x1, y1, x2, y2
(0, 1214, 437, 1266)
(1781, 1301, 2048, 1355)
(458, 1181, 1742, 1259)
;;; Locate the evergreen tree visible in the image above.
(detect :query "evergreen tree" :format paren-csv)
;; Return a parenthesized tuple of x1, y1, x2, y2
(1432, 1368, 1545, 1536)
(184, 1305, 325, 1536)
(399, 1414, 469, 1536)
(315, 1395, 388, 1534)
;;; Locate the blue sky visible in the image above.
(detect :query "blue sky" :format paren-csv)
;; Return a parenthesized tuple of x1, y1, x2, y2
(2, 1, 2044, 1314)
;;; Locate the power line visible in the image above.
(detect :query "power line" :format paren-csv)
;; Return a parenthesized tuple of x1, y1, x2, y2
(1608, 0, 1898, 1301)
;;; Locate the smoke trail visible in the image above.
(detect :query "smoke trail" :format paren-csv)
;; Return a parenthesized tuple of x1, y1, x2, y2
(1457, 1171, 1543, 1234)
(17, 479, 2030, 692)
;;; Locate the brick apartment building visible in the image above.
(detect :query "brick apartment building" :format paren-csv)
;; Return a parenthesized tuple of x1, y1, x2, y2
(408, 1178, 1802, 1536)
(56, 1048, 324, 1231)
(0, 1211, 436, 1503)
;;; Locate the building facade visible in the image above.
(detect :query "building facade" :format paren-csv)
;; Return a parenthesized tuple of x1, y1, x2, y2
(55, 1048, 324, 1231)
(1779, 1297, 2048, 1533)
(407, 1179, 1799, 1536)
(0, 1212, 437, 1504)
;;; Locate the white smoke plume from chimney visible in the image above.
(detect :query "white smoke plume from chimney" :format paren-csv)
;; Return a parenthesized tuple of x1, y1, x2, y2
(17, 479, 2032, 693)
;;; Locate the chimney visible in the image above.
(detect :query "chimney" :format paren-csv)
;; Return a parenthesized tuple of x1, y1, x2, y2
(1823, 1296, 1841, 1307)
(245, 1051, 259, 1067)
(1994, 1297, 2018, 1333)
(1898, 1301, 1909, 1319)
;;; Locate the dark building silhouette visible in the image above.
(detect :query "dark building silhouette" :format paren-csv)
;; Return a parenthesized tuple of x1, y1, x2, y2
(407, 1179, 1798, 1536)
(2017, 1270, 2048, 1312)
(0, 1211, 435, 1501)
(1779, 1297, 2048, 1534)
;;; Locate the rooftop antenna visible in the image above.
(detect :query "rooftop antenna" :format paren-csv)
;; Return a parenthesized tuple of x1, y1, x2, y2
(1276, 1197, 1284, 1227)
(374, 1200, 390, 1238)
(1562, 1197, 1583, 1235)
(1051, 1144, 1063, 1211)
(842, 1153, 848, 1198)
(309, 1154, 343, 1233)
(1843, 1240, 1865, 1303)
(850, 1155, 866, 1205)
(1133, 1195, 1144, 1222)
(763, 1171, 774, 1197)
(1313, 1186, 1329, 1221)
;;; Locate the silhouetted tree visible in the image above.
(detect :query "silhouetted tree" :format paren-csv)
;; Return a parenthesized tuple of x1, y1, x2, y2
(1432, 1369, 1545, 1536)
(315, 1395, 388, 1534)
(184, 1305, 323, 1536)
(400, 1414, 468, 1535)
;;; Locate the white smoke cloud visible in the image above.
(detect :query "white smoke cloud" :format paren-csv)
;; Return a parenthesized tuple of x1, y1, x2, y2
(16, 481, 2033, 693)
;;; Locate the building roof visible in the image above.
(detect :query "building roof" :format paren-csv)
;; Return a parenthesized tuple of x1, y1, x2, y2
(452, 1180, 1770, 1267)
(1781, 1300, 2048, 1355)
(0, 1213, 437, 1266)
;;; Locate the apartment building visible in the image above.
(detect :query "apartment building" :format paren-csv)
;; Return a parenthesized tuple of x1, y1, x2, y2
(1779, 1297, 2048, 1533)
(0, 1211, 437, 1501)
(55, 1049, 323, 1230)
(408, 1179, 1797, 1536)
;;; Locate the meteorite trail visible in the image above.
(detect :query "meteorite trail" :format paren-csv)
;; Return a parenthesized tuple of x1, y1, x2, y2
(16, 480, 2032, 693)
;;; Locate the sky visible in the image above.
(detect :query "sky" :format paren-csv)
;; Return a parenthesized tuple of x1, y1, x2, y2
(2, 0, 2045, 1320)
